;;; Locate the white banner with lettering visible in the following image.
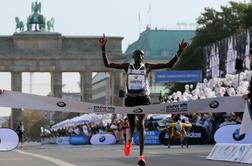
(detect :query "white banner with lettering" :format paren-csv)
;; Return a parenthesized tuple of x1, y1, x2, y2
(1, 90, 251, 133)
(0, 90, 246, 114)
(207, 143, 252, 163)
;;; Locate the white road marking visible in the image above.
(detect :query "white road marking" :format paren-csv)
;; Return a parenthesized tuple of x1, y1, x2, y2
(147, 151, 184, 155)
(15, 150, 76, 166)
(197, 155, 207, 158)
(0, 158, 23, 161)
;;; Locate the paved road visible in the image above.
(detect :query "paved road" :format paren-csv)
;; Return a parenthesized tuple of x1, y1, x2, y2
(0, 144, 248, 166)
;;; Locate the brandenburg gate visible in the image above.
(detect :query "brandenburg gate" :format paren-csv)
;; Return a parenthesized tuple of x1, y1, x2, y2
(0, 2, 124, 129)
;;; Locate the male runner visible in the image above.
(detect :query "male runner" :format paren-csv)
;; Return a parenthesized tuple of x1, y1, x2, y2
(102, 34, 187, 165)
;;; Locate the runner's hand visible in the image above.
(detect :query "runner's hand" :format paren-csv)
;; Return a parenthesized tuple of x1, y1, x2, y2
(179, 39, 188, 52)
(99, 33, 107, 51)
(176, 39, 188, 59)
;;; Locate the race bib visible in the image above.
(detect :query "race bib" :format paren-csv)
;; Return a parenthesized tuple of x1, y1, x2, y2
(128, 74, 145, 90)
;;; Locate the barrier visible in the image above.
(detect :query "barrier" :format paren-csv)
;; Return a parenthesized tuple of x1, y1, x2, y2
(56, 136, 70, 145)
(133, 130, 160, 145)
(207, 143, 252, 163)
(41, 137, 57, 144)
(69, 135, 89, 145)
(159, 125, 211, 145)
(90, 134, 116, 145)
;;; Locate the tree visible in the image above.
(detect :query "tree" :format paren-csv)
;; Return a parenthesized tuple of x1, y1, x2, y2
(169, 2, 252, 92)
(175, 2, 252, 72)
(22, 109, 49, 141)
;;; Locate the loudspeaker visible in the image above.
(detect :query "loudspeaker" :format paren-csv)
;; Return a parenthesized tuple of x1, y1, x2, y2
(235, 58, 243, 70)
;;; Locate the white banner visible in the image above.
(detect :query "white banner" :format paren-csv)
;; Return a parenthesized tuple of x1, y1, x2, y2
(207, 143, 252, 163)
(0, 90, 129, 114)
(0, 90, 246, 114)
(139, 95, 245, 114)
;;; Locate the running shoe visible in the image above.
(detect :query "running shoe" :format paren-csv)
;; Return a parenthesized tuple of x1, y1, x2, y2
(138, 155, 146, 166)
(123, 139, 133, 156)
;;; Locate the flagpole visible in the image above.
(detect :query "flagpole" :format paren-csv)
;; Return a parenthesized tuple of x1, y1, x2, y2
(148, 4, 151, 28)
(138, 11, 141, 35)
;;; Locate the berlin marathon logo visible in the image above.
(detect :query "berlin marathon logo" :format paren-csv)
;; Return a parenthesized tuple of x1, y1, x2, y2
(165, 103, 188, 113)
(93, 106, 115, 113)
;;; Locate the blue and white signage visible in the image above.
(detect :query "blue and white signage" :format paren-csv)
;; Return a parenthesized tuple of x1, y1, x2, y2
(69, 135, 89, 145)
(155, 70, 202, 83)
(90, 134, 116, 145)
(214, 124, 252, 144)
(0, 128, 19, 151)
(56, 136, 70, 145)
(134, 130, 160, 145)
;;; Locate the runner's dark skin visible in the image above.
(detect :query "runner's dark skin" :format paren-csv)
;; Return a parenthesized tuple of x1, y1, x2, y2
(99, 34, 187, 72)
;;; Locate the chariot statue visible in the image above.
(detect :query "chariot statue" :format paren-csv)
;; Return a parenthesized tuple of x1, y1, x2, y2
(15, 17, 24, 32)
(27, 1, 46, 31)
(15, 1, 55, 32)
(47, 17, 55, 31)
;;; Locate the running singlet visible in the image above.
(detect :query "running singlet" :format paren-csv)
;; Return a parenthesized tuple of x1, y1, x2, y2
(126, 63, 150, 95)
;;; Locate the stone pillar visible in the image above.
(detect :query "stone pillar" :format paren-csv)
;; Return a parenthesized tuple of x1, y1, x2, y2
(80, 71, 92, 102)
(50, 72, 63, 123)
(11, 72, 22, 130)
(50, 72, 62, 98)
(110, 71, 123, 106)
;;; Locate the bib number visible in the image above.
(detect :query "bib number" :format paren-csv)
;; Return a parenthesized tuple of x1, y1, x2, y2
(128, 74, 145, 90)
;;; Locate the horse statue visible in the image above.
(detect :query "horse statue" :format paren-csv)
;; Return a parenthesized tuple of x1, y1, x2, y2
(47, 17, 55, 31)
(15, 17, 24, 32)
(27, 1, 45, 31)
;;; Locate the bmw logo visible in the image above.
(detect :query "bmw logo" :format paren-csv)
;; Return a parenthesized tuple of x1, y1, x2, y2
(57, 101, 66, 107)
(133, 108, 143, 113)
(232, 129, 246, 141)
(99, 136, 106, 142)
(209, 101, 219, 109)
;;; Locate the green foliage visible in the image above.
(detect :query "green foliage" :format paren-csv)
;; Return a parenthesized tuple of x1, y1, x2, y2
(175, 2, 252, 71)
(169, 2, 252, 94)
(22, 109, 49, 141)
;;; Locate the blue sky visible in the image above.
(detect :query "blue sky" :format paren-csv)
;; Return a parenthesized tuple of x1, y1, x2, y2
(0, 0, 247, 116)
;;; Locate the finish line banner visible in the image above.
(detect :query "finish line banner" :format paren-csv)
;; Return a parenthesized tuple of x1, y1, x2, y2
(0, 90, 246, 115)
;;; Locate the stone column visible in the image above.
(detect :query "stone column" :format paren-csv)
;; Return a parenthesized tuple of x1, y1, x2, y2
(80, 71, 92, 102)
(110, 71, 123, 106)
(50, 72, 63, 123)
(50, 72, 62, 98)
(11, 72, 22, 130)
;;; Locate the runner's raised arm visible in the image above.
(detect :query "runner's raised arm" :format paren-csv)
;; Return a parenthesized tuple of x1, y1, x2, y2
(145, 39, 188, 71)
(99, 34, 128, 71)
